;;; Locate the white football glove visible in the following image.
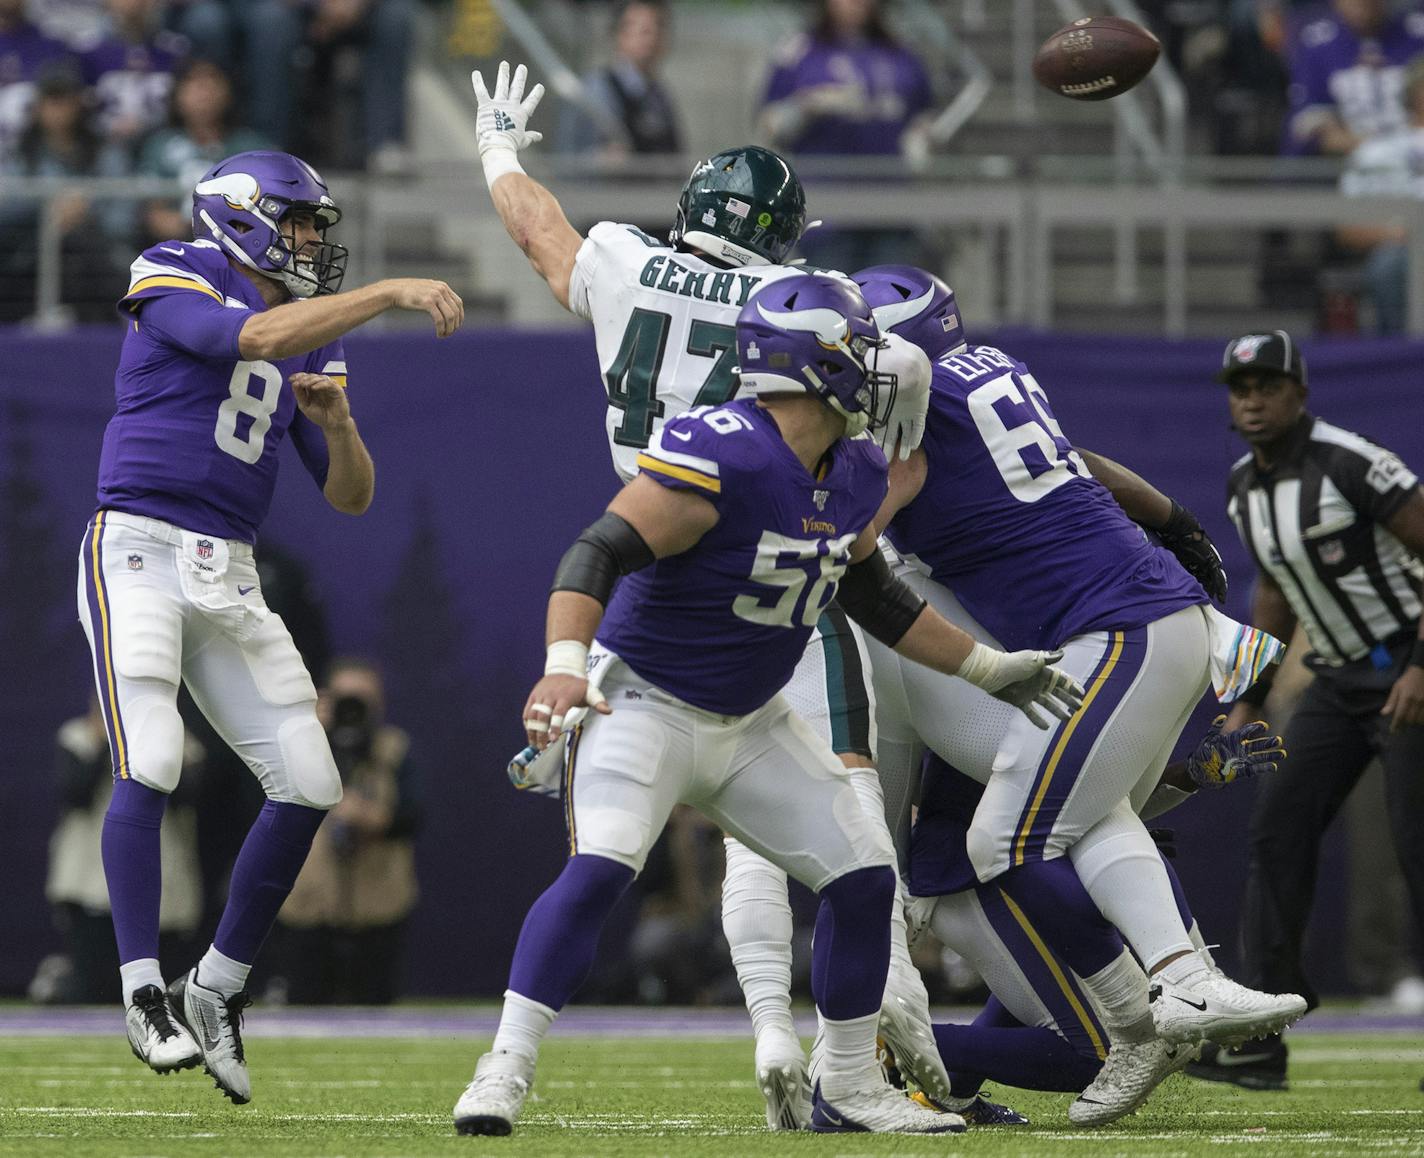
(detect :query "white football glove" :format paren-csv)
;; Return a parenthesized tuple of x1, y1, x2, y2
(873, 332, 931, 462)
(471, 60, 545, 189)
(956, 643, 1086, 730)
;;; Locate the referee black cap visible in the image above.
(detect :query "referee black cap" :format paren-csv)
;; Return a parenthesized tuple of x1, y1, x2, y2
(1217, 330, 1307, 388)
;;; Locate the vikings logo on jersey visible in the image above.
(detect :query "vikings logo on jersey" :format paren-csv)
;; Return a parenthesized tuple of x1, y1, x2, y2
(597, 399, 888, 716)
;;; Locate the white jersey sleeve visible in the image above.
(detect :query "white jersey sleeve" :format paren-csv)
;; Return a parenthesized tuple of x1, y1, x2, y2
(567, 220, 805, 480)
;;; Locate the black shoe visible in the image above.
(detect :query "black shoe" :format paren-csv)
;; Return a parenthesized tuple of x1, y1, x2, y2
(1186, 1034, 1288, 1091)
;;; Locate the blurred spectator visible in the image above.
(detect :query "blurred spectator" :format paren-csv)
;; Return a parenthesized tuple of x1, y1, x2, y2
(174, 0, 414, 169)
(272, 658, 420, 1004)
(31, 697, 202, 1004)
(759, 0, 934, 162)
(1337, 52, 1424, 332)
(557, 0, 681, 159)
(136, 57, 271, 245)
(303, 0, 416, 172)
(0, 0, 74, 164)
(76, 0, 188, 151)
(0, 61, 132, 323)
(1285, 0, 1424, 155)
(758, 0, 934, 270)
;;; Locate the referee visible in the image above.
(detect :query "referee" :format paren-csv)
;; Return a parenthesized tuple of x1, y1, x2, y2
(1186, 331, 1424, 1091)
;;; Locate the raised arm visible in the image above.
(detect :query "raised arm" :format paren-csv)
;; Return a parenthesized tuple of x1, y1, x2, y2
(473, 62, 585, 311)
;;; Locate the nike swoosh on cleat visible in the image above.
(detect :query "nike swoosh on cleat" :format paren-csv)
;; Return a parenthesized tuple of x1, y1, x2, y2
(820, 1111, 844, 1127)
(1214, 1051, 1278, 1068)
(1074, 1097, 1105, 1105)
(1172, 995, 1209, 1011)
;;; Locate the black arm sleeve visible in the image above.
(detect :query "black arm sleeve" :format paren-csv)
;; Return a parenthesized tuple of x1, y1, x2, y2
(836, 549, 927, 647)
(551, 512, 656, 606)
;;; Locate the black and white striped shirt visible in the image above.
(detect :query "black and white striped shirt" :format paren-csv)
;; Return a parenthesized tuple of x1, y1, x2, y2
(1227, 415, 1423, 666)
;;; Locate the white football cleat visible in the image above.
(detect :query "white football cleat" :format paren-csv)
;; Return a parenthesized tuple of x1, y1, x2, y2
(1069, 1036, 1196, 1126)
(167, 968, 251, 1104)
(878, 960, 955, 1106)
(453, 1050, 534, 1136)
(125, 984, 200, 1074)
(754, 1027, 810, 1131)
(810, 1080, 965, 1134)
(1150, 972, 1307, 1047)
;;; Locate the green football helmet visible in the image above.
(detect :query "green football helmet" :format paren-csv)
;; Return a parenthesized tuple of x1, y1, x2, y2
(669, 146, 807, 267)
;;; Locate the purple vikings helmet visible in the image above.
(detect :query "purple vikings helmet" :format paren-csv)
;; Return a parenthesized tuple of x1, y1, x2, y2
(735, 274, 897, 437)
(851, 265, 966, 361)
(191, 151, 347, 298)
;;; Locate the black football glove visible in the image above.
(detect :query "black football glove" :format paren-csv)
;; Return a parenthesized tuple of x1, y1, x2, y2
(1155, 499, 1228, 603)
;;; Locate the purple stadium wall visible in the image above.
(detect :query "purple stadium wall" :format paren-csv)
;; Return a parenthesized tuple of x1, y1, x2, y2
(2, 326, 1421, 997)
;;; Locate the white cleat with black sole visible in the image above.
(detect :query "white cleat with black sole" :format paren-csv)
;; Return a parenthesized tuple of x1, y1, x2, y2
(753, 1027, 811, 1131)
(125, 984, 201, 1074)
(166, 968, 251, 1104)
(453, 1050, 534, 1136)
(1069, 1037, 1198, 1126)
(810, 1081, 966, 1134)
(1150, 972, 1307, 1048)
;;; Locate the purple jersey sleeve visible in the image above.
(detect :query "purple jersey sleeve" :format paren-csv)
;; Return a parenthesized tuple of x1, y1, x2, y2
(287, 338, 348, 489)
(634, 407, 767, 511)
(133, 291, 247, 361)
(287, 411, 331, 490)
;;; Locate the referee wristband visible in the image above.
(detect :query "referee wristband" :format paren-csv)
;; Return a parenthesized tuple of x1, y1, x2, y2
(545, 640, 589, 679)
(1411, 638, 1424, 670)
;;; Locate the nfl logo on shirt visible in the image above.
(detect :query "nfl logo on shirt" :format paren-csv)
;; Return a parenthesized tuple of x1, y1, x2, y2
(127, 554, 143, 571)
(813, 489, 830, 511)
(196, 539, 214, 561)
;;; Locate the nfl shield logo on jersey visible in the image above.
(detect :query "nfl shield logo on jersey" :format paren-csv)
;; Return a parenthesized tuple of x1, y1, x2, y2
(196, 539, 214, 560)
(1319, 539, 1345, 566)
(127, 554, 143, 571)
(813, 489, 830, 511)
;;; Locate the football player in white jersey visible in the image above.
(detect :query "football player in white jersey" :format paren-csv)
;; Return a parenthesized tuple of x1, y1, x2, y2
(466, 61, 971, 1128)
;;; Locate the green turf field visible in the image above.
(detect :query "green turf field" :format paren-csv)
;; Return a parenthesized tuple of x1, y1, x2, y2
(4, 1032, 1424, 1156)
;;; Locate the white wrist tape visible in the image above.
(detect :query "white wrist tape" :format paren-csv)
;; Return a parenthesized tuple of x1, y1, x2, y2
(545, 639, 589, 679)
(954, 641, 1001, 691)
(481, 145, 526, 191)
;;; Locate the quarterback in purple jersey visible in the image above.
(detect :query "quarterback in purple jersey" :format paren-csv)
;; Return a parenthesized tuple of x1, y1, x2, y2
(854, 265, 1305, 1126)
(451, 276, 1084, 1138)
(79, 149, 462, 1104)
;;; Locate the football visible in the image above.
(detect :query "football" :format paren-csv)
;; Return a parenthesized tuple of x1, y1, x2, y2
(1031, 15, 1161, 102)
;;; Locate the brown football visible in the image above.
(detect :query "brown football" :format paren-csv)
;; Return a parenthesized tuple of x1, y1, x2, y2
(1031, 15, 1161, 102)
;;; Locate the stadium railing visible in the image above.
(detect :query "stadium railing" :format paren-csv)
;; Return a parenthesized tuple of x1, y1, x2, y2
(3, 160, 1422, 337)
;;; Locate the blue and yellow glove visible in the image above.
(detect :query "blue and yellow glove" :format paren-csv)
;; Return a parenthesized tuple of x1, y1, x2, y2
(1185, 714, 1287, 789)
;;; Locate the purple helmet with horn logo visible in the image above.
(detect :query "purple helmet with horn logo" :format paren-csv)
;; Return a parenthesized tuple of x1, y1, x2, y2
(735, 274, 896, 437)
(851, 265, 966, 361)
(191, 150, 347, 298)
